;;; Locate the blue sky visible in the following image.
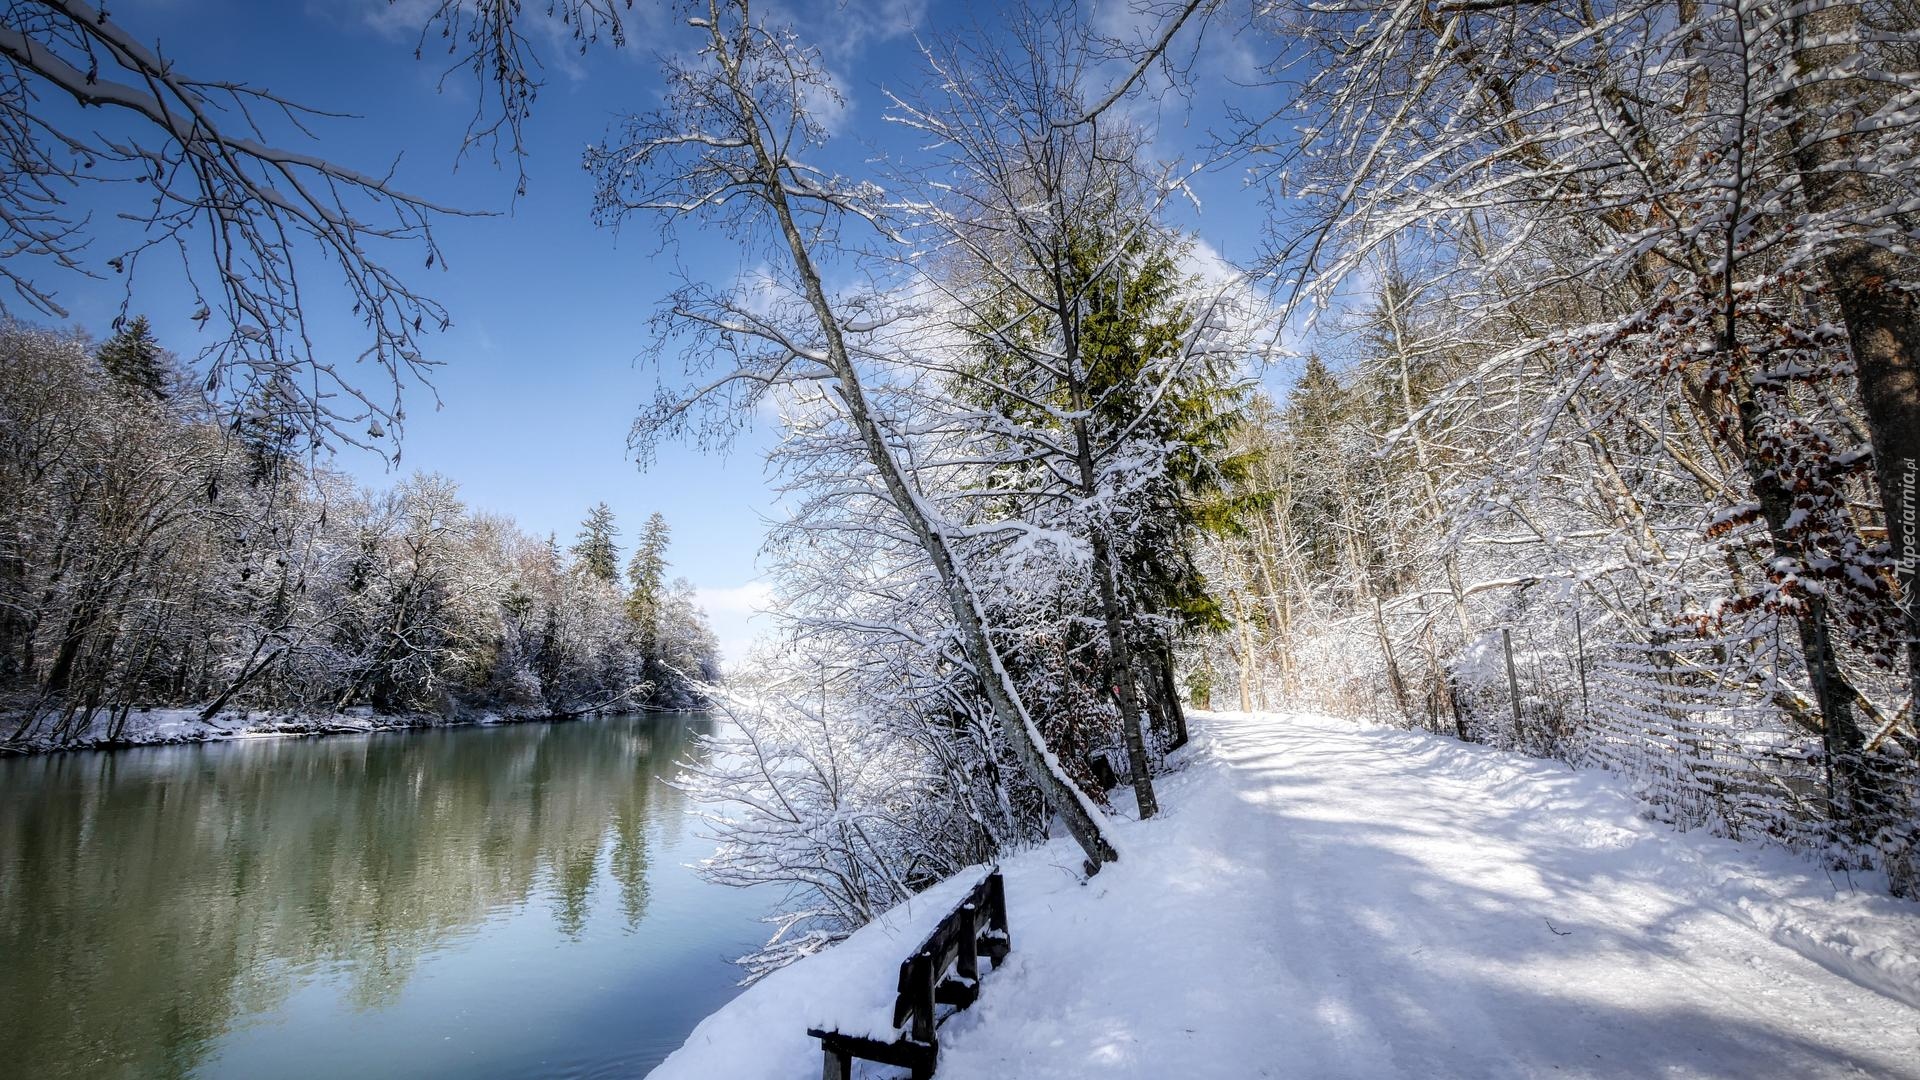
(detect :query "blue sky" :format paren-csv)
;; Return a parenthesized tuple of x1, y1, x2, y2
(27, 0, 1289, 664)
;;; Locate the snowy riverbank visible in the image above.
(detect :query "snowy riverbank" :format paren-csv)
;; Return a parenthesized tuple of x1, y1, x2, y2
(0, 703, 612, 755)
(651, 710, 1920, 1079)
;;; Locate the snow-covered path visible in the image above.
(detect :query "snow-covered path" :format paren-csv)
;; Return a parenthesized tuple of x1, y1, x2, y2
(934, 712, 1920, 1079)
(651, 711, 1920, 1079)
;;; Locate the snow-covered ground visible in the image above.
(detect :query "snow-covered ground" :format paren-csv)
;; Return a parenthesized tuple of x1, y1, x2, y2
(652, 710, 1920, 1079)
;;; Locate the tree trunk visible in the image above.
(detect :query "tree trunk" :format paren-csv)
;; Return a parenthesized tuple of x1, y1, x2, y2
(1501, 627, 1524, 746)
(1067, 364, 1157, 818)
(1728, 362, 1870, 819)
(1381, 268, 1473, 640)
(43, 583, 110, 695)
(1133, 651, 1172, 744)
(1248, 512, 1295, 695)
(1786, 3, 1920, 714)
(1157, 643, 1189, 748)
(200, 643, 284, 721)
(1371, 589, 1410, 716)
(1232, 581, 1255, 713)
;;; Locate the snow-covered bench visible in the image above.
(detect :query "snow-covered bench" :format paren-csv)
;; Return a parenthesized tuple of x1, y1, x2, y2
(807, 867, 1011, 1080)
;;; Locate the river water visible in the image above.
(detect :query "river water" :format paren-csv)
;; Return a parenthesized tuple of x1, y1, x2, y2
(0, 713, 770, 1079)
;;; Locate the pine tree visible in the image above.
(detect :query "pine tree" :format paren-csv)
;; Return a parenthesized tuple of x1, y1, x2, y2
(572, 503, 621, 583)
(947, 210, 1250, 815)
(1075, 235, 1252, 635)
(626, 512, 671, 643)
(96, 316, 169, 399)
(235, 376, 301, 486)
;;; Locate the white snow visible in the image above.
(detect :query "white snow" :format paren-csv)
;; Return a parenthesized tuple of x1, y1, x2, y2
(2, 704, 559, 753)
(650, 711, 1920, 1079)
(801, 864, 995, 1039)
(650, 865, 994, 1079)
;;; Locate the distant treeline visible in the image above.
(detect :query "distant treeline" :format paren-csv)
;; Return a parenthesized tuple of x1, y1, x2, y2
(0, 321, 719, 748)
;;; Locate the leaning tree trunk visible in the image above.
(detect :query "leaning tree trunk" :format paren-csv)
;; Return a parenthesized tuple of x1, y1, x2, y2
(1787, 3, 1920, 715)
(726, 68, 1119, 870)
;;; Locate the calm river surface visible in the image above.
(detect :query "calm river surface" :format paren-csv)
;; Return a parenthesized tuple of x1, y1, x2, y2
(0, 713, 770, 1079)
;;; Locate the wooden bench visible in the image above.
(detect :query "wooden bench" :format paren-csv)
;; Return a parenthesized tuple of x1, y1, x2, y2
(808, 869, 1011, 1080)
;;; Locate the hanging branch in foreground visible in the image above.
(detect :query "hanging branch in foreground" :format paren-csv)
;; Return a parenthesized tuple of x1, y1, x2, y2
(2, 0, 631, 451)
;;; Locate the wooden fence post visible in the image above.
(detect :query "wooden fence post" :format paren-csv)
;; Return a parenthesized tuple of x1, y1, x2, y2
(1502, 627, 1524, 745)
(984, 871, 1011, 965)
(910, 951, 936, 1046)
(956, 903, 979, 983)
(1574, 606, 1591, 726)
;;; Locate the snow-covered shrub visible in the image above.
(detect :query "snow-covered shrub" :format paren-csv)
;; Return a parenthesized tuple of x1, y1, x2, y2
(678, 668, 1029, 981)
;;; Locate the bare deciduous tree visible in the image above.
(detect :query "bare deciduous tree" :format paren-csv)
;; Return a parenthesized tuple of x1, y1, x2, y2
(586, 0, 1125, 870)
(2, 0, 632, 448)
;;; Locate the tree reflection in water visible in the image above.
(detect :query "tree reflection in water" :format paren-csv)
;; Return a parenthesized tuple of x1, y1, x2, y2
(0, 713, 757, 1080)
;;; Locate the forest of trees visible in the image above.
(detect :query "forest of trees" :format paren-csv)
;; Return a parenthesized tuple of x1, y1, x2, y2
(1194, 0, 1920, 896)
(3, 0, 1915, 979)
(620, 0, 1920, 972)
(0, 321, 719, 749)
(587, 3, 1266, 975)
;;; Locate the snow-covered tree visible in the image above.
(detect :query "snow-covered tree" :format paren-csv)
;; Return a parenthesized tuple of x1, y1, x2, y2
(585, 0, 1125, 872)
(572, 502, 622, 584)
(0, 322, 719, 745)
(1209, 0, 1920, 893)
(94, 316, 170, 400)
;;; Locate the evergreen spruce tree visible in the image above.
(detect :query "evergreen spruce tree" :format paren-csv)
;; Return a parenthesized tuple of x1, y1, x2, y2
(626, 512, 671, 645)
(1074, 236, 1253, 635)
(96, 316, 169, 398)
(1275, 354, 1360, 570)
(235, 376, 301, 486)
(572, 503, 621, 583)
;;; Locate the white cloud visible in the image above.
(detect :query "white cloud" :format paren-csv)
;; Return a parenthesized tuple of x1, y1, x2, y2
(797, 0, 927, 62)
(759, 0, 929, 132)
(697, 580, 775, 613)
(322, 0, 629, 83)
(694, 580, 776, 669)
(317, 0, 435, 39)
(1179, 236, 1244, 291)
(799, 72, 855, 138)
(733, 261, 784, 316)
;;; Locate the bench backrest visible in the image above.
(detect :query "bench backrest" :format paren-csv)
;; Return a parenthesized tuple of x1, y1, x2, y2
(890, 869, 1008, 1043)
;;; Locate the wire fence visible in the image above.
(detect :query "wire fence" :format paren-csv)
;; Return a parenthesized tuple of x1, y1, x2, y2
(1257, 618, 1920, 897)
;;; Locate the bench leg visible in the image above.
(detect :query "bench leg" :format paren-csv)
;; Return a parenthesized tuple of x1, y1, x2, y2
(821, 1047, 851, 1080)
